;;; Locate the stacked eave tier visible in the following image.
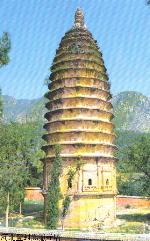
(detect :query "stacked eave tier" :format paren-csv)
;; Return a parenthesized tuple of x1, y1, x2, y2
(42, 27, 117, 161)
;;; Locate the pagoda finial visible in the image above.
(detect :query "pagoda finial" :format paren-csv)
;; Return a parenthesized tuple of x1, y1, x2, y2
(74, 8, 86, 28)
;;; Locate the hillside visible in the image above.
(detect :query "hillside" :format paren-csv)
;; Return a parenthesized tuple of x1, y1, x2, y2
(2, 95, 46, 123)
(2, 91, 150, 133)
(112, 91, 150, 132)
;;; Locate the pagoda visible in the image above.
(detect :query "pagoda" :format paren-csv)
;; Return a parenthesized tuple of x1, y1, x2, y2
(42, 8, 117, 229)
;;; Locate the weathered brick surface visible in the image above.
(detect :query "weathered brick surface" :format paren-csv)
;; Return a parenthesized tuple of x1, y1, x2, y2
(25, 188, 150, 209)
(117, 196, 150, 208)
(25, 187, 44, 201)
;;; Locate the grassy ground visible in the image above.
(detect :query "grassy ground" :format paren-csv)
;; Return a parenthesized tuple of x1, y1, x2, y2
(23, 200, 44, 215)
(1, 201, 150, 233)
(0, 201, 44, 229)
(16, 200, 44, 228)
(105, 206, 150, 234)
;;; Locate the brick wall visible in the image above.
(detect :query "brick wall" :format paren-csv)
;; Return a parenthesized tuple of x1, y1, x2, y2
(24, 188, 150, 208)
(25, 187, 44, 201)
(117, 195, 150, 208)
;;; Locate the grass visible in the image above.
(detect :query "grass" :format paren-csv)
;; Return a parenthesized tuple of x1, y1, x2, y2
(21, 204, 150, 233)
(23, 200, 44, 215)
(118, 213, 150, 222)
(0, 201, 44, 229)
(0, 200, 150, 233)
(106, 222, 145, 234)
(105, 207, 150, 234)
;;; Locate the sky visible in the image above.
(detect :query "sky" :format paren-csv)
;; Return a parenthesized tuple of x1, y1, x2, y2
(0, 0, 150, 100)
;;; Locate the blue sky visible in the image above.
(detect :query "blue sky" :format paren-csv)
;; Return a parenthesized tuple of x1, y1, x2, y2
(0, 0, 150, 99)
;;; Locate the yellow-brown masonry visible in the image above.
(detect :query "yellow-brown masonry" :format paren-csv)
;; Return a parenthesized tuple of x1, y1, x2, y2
(42, 8, 117, 229)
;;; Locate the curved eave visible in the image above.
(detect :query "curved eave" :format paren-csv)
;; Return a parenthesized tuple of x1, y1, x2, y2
(45, 93, 111, 102)
(51, 59, 106, 72)
(55, 40, 100, 54)
(59, 36, 97, 46)
(52, 56, 104, 67)
(50, 66, 108, 77)
(41, 155, 118, 162)
(50, 73, 108, 82)
(58, 43, 99, 54)
(64, 27, 93, 36)
(45, 96, 112, 108)
(48, 77, 110, 89)
(44, 110, 114, 121)
(42, 143, 117, 150)
(45, 86, 112, 100)
(42, 131, 116, 140)
(53, 51, 102, 63)
(43, 118, 115, 128)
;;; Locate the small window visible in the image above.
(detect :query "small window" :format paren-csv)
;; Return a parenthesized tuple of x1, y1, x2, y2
(106, 179, 109, 185)
(88, 178, 92, 186)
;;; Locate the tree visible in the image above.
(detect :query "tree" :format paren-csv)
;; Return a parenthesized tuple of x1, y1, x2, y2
(61, 195, 71, 230)
(15, 122, 44, 187)
(47, 145, 62, 229)
(0, 123, 28, 226)
(0, 32, 11, 122)
(117, 134, 150, 196)
(0, 88, 3, 120)
(0, 121, 44, 226)
(0, 32, 11, 68)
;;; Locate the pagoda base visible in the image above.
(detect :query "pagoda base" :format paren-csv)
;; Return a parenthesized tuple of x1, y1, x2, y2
(59, 193, 116, 229)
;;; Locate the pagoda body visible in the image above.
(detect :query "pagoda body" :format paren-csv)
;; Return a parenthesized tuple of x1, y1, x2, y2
(42, 9, 117, 229)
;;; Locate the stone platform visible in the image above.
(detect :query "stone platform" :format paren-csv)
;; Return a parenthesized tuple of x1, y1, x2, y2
(0, 227, 149, 241)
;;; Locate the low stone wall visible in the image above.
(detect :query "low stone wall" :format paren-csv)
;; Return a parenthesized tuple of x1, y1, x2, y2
(117, 195, 150, 208)
(24, 188, 150, 208)
(0, 227, 150, 241)
(25, 187, 44, 201)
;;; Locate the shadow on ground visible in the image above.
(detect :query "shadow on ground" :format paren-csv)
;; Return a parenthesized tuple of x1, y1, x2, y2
(117, 213, 150, 222)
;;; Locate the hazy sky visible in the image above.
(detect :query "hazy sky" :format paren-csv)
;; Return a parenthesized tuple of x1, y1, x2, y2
(0, 0, 150, 99)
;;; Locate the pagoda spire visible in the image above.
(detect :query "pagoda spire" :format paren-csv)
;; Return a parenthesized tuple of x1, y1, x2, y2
(74, 8, 86, 28)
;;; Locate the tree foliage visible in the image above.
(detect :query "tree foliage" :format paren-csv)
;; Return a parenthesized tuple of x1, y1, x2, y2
(124, 135, 150, 178)
(0, 123, 27, 214)
(67, 169, 76, 189)
(0, 89, 3, 120)
(61, 195, 71, 229)
(61, 195, 71, 219)
(47, 145, 62, 229)
(116, 132, 150, 196)
(0, 32, 11, 68)
(0, 121, 44, 215)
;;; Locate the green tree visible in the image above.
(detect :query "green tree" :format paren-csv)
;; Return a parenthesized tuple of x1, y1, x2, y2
(47, 145, 62, 229)
(0, 121, 44, 225)
(0, 32, 11, 68)
(15, 122, 44, 187)
(117, 134, 150, 196)
(0, 32, 11, 122)
(61, 195, 71, 230)
(0, 123, 29, 226)
(0, 88, 3, 120)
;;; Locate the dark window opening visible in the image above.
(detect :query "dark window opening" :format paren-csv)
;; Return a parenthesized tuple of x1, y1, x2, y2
(88, 178, 92, 185)
(69, 182, 72, 188)
(67, 179, 72, 189)
(106, 179, 109, 185)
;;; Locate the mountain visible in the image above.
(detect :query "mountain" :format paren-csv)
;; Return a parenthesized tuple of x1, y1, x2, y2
(112, 91, 150, 133)
(2, 95, 46, 123)
(2, 91, 150, 133)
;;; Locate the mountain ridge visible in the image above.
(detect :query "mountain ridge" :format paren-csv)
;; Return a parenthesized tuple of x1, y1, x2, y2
(2, 91, 150, 133)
